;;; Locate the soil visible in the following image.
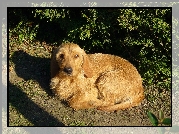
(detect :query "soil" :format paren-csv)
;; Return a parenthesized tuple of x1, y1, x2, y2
(8, 40, 171, 126)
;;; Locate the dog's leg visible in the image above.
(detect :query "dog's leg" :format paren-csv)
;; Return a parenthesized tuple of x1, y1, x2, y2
(97, 93, 144, 112)
(68, 89, 104, 110)
(95, 70, 144, 112)
(50, 77, 59, 89)
(97, 101, 132, 112)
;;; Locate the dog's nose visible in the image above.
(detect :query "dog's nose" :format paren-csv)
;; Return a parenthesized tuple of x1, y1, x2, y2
(63, 67, 73, 74)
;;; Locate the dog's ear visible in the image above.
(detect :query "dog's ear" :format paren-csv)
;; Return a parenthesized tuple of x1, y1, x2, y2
(82, 54, 93, 78)
(51, 47, 60, 78)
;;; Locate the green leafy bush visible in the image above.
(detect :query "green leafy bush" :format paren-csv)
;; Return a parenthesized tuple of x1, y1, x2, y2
(8, 8, 171, 90)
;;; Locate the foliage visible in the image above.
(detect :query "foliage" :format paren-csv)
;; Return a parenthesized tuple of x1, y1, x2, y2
(147, 110, 179, 134)
(8, 8, 172, 90)
(147, 110, 171, 126)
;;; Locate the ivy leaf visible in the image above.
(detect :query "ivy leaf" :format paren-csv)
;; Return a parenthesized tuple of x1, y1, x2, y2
(159, 110, 164, 121)
(162, 118, 171, 125)
(147, 111, 158, 126)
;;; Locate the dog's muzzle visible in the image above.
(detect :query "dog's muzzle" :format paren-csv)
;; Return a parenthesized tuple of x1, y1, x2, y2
(63, 67, 73, 75)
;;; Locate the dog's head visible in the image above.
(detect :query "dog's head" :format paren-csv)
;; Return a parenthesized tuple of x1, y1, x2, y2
(54, 43, 93, 78)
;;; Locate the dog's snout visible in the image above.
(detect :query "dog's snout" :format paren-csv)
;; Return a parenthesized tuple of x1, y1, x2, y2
(63, 67, 73, 74)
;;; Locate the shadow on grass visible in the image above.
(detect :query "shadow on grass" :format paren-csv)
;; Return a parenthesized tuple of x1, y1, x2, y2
(9, 82, 64, 126)
(11, 50, 52, 95)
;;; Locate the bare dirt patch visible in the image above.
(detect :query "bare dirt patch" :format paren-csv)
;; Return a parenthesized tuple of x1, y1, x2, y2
(8, 40, 171, 126)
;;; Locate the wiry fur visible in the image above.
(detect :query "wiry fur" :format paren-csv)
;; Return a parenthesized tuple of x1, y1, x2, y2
(50, 43, 144, 112)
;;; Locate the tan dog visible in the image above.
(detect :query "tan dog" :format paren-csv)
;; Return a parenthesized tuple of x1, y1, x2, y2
(50, 43, 144, 112)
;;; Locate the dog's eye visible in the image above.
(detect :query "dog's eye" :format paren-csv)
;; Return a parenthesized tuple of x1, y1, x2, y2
(59, 54, 64, 59)
(74, 54, 79, 58)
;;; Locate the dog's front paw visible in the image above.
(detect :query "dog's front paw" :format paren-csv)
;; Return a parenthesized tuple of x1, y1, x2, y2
(97, 106, 106, 111)
(97, 106, 115, 112)
(50, 78, 59, 89)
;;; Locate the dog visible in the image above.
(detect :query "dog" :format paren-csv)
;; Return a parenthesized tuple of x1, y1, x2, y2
(50, 43, 144, 112)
